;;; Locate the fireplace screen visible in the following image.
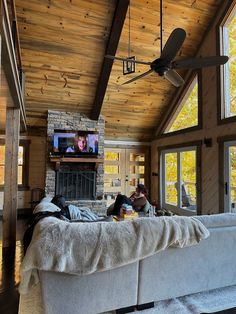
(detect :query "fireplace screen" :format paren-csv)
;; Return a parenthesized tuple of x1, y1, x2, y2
(56, 170, 96, 200)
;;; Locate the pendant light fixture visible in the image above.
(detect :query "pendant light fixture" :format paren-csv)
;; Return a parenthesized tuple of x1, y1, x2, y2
(123, 0, 136, 75)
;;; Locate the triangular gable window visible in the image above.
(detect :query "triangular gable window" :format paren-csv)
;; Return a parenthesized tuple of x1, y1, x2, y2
(220, 8, 236, 118)
(164, 76, 198, 133)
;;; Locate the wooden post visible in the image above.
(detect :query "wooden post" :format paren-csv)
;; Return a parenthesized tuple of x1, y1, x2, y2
(3, 107, 20, 248)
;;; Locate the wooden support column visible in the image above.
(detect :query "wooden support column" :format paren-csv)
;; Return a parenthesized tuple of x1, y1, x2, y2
(3, 108, 20, 248)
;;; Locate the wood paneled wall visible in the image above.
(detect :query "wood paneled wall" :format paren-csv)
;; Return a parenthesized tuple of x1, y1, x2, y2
(0, 135, 46, 210)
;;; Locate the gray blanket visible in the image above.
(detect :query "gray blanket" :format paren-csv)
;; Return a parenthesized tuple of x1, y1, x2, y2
(19, 215, 209, 294)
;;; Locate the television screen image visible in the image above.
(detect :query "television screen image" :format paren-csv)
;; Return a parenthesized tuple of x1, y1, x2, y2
(53, 131, 99, 156)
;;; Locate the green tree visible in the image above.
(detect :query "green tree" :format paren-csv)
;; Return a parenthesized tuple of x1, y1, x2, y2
(164, 150, 196, 207)
(167, 82, 198, 133)
(228, 14, 236, 115)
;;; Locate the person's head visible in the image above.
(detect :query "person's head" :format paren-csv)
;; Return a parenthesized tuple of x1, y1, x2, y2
(75, 135, 87, 152)
(136, 184, 147, 196)
(51, 195, 66, 210)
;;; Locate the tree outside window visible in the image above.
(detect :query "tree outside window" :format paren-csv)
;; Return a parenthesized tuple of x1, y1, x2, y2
(221, 8, 236, 118)
(161, 147, 198, 215)
(164, 76, 198, 133)
(0, 140, 29, 190)
(0, 145, 5, 185)
(228, 14, 236, 116)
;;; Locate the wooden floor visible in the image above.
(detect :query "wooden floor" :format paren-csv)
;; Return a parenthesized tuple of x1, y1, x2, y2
(0, 219, 27, 314)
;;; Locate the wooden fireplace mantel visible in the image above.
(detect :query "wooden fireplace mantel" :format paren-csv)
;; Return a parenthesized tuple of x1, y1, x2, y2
(50, 156, 104, 170)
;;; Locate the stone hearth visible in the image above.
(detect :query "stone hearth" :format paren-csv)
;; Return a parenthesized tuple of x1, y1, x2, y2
(45, 111, 106, 215)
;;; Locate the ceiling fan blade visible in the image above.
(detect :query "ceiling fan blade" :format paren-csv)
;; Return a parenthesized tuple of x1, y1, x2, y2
(172, 56, 229, 69)
(160, 28, 186, 62)
(164, 69, 185, 87)
(122, 69, 153, 85)
(105, 55, 152, 66)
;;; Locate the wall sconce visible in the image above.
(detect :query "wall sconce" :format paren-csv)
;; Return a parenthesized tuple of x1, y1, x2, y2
(204, 138, 213, 147)
(152, 172, 158, 176)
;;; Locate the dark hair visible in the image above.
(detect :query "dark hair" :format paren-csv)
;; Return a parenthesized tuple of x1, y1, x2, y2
(137, 183, 145, 191)
(51, 195, 71, 219)
(137, 184, 148, 197)
(74, 134, 87, 152)
(51, 195, 66, 210)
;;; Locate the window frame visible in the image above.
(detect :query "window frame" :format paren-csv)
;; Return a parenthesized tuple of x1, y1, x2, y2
(157, 71, 202, 138)
(218, 134, 236, 213)
(158, 141, 202, 215)
(104, 146, 150, 203)
(223, 140, 236, 212)
(217, 1, 236, 124)
(0, 139, 30, 191)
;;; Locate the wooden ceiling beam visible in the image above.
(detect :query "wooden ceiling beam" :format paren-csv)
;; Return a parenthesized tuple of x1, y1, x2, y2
(90, 0, 129, 121)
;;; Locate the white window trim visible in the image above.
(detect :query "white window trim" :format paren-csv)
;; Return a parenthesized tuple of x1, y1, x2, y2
(160, 146, 197, 216)
(224, 140, 236, 212)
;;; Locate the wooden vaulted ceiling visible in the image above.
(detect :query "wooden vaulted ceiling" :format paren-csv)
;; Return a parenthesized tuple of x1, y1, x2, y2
(15, 0, 222, 141)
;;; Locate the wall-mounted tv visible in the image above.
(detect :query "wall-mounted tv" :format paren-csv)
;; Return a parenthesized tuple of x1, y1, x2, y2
(53, 130, 99, 156)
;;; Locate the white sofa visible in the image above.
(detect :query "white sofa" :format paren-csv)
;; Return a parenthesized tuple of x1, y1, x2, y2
(20, 213, 236, 314)
(39, 263, 139, 314)
(137, 213, 236, 307)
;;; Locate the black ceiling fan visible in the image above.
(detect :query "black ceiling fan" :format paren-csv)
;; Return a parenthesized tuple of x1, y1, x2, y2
(105, 1, 228, 87)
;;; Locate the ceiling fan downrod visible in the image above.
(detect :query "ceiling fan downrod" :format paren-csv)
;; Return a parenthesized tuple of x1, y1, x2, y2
(160, 0, 163, 54)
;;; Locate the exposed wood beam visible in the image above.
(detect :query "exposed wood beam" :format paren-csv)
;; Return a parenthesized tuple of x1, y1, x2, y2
(3, 108, 20, 248)
(1, 0, 26, 130)
(10, 0, 22, 70)
(90, 0, 129, 120)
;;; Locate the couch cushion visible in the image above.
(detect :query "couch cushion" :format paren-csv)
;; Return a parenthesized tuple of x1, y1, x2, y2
(138, 224, 236, 304)
(40, 196, 53, 203)
(39, 262, 139, 314)
(33, 201, 61, 214)
(194, 213, 236, 228)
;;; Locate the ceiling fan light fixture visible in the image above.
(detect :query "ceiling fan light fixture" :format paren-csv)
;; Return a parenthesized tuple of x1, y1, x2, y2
(156, 67, 170, 76)
(156, 69, 166, 76)
(106, 0, 229, 87)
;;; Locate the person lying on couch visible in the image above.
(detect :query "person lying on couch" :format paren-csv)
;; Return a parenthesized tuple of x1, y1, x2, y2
(23, 195, 101, 254)
(108, 184, 149, 216)
(51, 195, 101, 221)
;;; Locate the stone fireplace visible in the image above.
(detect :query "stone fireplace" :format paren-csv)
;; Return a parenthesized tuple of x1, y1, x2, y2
(45, 110, 106, 214)
(55, 164, 96, 200)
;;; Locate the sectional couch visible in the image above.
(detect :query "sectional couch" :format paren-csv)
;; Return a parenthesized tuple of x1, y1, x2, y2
(19, 213, 236, 314)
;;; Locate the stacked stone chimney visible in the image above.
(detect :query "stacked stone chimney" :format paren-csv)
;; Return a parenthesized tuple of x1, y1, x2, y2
(45, 110, 106, 215)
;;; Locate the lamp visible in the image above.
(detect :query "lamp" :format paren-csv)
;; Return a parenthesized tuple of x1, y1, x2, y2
(123, 0, 136, 75)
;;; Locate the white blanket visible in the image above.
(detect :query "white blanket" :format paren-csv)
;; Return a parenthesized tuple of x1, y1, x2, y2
(19, 216, 209, 294)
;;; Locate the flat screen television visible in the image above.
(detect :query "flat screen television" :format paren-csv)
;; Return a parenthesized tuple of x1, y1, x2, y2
(53, 130, 99, 156)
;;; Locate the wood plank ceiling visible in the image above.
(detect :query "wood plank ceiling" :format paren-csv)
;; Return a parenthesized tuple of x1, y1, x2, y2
(15, 0, 222, 141)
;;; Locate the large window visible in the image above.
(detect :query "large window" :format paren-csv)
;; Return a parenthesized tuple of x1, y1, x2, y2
(164, 76, 199, 133)
(160, 146, 199, 215)
(220, 6, 236, 118)
(223, 141, 236, 213)
(0, 140, 30, 190)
